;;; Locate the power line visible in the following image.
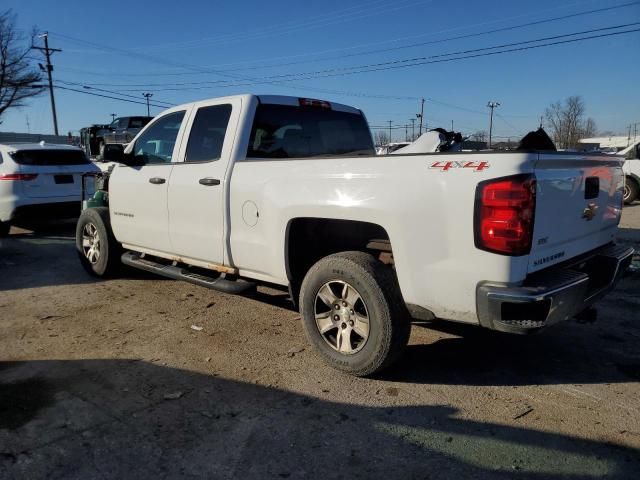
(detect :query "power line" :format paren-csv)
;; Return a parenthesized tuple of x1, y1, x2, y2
(75, 24, 640, 91)
(54, 85, 174, 109)
(244, 22, 640, 82)
(56, 80, 174, 107)
(64, 0, 435, 55)
(208, 1, 640, 73)
(53, 1, 638, 76)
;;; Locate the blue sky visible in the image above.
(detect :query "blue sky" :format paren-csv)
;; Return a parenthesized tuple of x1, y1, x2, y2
(2, 0, 639, 141)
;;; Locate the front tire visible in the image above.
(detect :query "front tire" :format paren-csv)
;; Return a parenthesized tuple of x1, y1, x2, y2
(76, 207, 121, 277)
(299, 251, 411, 377)
(624, 177, 639, 205)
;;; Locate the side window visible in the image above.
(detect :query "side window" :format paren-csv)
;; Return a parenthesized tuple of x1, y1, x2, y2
(185, 104, 232, 162)
(133, 111, 185, 165)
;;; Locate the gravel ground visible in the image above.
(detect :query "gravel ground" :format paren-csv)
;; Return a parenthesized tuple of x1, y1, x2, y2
(0, 205, 639, 479)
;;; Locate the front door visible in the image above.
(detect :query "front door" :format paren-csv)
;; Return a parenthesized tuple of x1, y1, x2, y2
(168, 99, 239, 265)
(109, 110, 189, 254)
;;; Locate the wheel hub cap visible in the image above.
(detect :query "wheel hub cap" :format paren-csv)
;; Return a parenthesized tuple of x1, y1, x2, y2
(81, 222, 101, 265)
(314, 280, 369, 355)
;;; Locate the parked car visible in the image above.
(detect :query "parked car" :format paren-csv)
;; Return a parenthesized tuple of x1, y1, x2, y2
(79, 124, 110, 158)
(0, 142, 100, 236)
(97, 116, 153, 154)
(76, 94, 632, 376)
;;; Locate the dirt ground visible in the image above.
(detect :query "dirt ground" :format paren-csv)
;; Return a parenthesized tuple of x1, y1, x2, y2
(1, 204, 639, 479)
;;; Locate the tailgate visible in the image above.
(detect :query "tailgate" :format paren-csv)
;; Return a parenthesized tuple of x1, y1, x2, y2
(528, 152, 624, 273)
(9, 148, 96, 199)
(19, 164, 88, 199)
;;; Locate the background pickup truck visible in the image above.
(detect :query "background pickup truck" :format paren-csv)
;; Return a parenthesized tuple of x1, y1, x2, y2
(76, 94, 633, 376)
(94, 116, 153, 158)
(620, 141, 640, 204)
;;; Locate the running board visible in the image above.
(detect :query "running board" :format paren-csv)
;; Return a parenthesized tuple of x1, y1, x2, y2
(121, 252, 255, 294)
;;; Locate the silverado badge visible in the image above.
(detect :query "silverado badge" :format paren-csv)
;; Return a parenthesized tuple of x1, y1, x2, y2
(582, 203, 598, 221)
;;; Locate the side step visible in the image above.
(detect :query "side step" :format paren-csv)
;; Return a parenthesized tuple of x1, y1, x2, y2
(121, 251, 255, 294)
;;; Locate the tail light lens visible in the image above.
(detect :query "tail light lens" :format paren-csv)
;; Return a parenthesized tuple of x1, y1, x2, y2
(474, 174, 536, 256)
(0, 173, 38, 181)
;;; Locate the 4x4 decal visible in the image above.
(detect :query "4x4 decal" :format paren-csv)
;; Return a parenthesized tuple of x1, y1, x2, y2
(429, 161, 490, 172)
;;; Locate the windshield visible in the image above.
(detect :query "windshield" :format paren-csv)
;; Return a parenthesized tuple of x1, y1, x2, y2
(247, 104, 374, 158)
(9, 149, 90, 165)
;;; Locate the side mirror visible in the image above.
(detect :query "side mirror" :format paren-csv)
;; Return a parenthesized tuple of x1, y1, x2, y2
(102, 144, 124, 162)
(636, 144, 640, 160)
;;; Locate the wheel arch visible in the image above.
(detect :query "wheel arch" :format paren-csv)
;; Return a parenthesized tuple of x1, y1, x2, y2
(284, 217, 394, 306)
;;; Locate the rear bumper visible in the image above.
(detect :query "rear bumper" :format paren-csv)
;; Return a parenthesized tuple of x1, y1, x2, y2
(476, 243, 634, 334)
(10, 201, 81, 222)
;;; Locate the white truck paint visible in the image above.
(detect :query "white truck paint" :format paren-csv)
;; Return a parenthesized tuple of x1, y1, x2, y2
(79, 94, 633, 374)
(619, 141, 640, 203)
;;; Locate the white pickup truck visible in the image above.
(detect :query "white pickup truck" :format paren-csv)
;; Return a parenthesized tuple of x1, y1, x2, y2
(76, 94, 633, 376)
(621, 141, 640, 204)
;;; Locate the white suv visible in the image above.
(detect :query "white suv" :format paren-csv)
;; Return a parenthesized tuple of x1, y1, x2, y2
(0, 142, 100, 236)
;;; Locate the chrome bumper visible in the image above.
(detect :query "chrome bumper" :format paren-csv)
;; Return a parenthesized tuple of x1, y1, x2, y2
(476, 244, 634, 334)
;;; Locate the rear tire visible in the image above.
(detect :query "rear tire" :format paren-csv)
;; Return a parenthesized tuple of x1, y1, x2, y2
(0, 221, 10, 237)
(76, 207, 121, 277)
(299, 251, 411, 377)
(624, 177, 639, 205)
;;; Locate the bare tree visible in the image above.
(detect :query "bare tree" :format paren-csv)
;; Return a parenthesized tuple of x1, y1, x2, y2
(471, 130, 487, 142)
(582, 117, 597, 138)
(373, 130, 389, 147)
(544, 96, 597, 149)
(0, 10, 44, 122)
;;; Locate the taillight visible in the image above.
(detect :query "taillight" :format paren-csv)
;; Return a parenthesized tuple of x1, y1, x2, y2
(474, 174, 536, 256)
(0, 173, 38, 181)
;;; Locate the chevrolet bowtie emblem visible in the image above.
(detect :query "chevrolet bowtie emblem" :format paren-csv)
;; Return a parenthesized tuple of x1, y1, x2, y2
(582, 203, 598, 221)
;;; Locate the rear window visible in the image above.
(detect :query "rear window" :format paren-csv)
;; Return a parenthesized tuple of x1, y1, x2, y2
(9, 149, 90, 166)
(128, 117, 151, 129)
(247, 104, 375, 159)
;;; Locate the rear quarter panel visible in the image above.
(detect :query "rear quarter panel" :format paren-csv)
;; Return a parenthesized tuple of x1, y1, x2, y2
(229, 152, 537, 323)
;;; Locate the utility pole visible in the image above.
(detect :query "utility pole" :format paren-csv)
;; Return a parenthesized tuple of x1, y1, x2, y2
(25, 115, 30, 134)
(388, 120, 393, 143)
(416, 98, 425, 136)
(142, 93, 153, 117)
(487, 101, 500, 149)
(405, 124, 409, 142)
(110, 113, 117, 122)
(409, 118, 416, 140)
(539, 116, 543, 129)
(451, 120, 454, 131)
(31, 32, 61, 136)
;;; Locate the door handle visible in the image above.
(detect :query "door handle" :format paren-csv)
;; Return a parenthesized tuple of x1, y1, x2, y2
(199, 177, 221, 186)
(149, 177, 166, 185)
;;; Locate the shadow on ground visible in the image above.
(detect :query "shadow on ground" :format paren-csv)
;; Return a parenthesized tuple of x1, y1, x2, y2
(0, 359, 638, 479)
(0, 221, 167, 291)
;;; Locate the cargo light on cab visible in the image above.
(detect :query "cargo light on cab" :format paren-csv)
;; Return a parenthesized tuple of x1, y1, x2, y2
(298, 98, 332, 109)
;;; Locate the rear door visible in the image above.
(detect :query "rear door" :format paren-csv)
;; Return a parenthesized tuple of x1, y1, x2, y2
(109, 109, 190, 254)
(167, 98, 239, 265)
(528, 152, 624, 272)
